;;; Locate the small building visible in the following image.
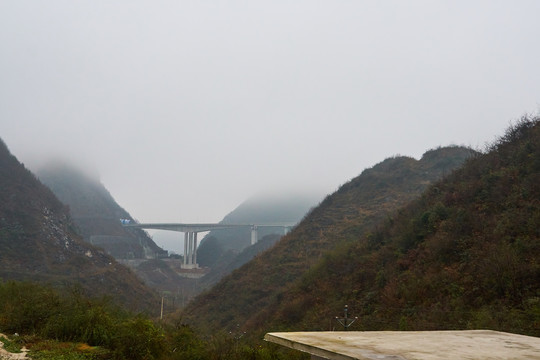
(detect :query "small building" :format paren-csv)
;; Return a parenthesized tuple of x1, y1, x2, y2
(264, 330, 540, 359)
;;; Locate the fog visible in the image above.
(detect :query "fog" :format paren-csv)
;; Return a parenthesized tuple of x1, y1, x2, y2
(1, 1, 539, 251)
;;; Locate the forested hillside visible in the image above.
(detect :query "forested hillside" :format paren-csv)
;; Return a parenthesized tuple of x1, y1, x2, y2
(197, 233, 282, 291)
(193, 193, 319, 291)
(183, 145, 475, 334)
(0, 139, 158, 312)
(264, 117, 540, 337)
(2, 119, 537, 359)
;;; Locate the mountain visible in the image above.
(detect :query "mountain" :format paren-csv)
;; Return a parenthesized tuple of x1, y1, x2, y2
(182, 145, 475, 334)
(262, 116, 540, 337)
(200, 192, 320, 254)
(192, 192, 320, 290)
(34, 161, 194, 297)
(197, 233, 281, 291)
(35, 161, 167, 260)
(0, 138, 158, 312)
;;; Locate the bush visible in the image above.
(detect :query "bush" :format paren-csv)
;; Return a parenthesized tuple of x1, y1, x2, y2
(167, 324, 207, 360)
(111, 316, 165, 360)
(0, 281, 60, 333)
(41, 298, 116, 346)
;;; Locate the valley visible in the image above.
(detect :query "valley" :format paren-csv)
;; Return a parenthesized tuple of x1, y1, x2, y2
(0, 117, 539, 359)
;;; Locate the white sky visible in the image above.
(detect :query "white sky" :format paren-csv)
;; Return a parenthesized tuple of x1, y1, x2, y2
(1, 1, 540, 232)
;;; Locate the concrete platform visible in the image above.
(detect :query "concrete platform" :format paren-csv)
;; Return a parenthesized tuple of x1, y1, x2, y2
(264, 330, 540, 359)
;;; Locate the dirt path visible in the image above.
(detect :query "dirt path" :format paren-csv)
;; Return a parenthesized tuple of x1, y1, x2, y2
(0, 334, 29, 360)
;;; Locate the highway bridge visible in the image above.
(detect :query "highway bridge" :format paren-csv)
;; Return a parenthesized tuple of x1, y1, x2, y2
(123, 222, 295, 269)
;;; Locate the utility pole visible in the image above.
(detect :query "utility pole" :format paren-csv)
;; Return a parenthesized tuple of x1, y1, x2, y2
(335, 305, 358, 331)
(160, 296, 164, 320)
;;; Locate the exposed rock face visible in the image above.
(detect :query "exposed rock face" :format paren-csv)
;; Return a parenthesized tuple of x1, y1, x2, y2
(35, 160, 167, 260)
(0, 138, 158, 312)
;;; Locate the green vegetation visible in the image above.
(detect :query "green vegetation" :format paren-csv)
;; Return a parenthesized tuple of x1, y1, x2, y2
(182, 145, 475, 336)
(0, 334, 22, 353)
(181, 117, 540, 341)
(196, 236, 224, 267)
(0, 281, 304, 360)
(28, 340, 111, 360)
(2, 117, 539, 358)
(262, 116, 540, 337)
(198, 234, 282, 291)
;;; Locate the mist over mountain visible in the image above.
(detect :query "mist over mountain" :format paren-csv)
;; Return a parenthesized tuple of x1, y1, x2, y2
(191, 192, 320, 291)
(261, 117, 540, 337)
(35, 160, 166, 260)
(0, 138, 158, 312)
(183, 145, 476, 334)
(31, 160, 200, 298)
(201, 192, 321, 253)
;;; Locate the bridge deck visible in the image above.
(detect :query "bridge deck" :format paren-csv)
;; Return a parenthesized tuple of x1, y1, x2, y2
(123, 222, 296, 232)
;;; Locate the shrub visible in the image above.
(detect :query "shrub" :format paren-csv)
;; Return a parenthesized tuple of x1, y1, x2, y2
(111, 316, 165, 360)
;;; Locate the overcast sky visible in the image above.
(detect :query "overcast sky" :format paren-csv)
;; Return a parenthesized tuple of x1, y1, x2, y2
(1, 1, 540, 251)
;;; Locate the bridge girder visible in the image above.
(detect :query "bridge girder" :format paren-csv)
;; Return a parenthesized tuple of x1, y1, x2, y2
(123, 222, 296, 269)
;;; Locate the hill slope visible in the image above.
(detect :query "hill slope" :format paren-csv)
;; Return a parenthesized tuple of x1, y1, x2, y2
(197, 233, 282, 291)
(193, 193, 319, 291)
(265, 116, 540, 337)
(0, 139, 158, 312)
(183, 145, 475, 333)
(35, 161, 166, 259)
(199, 192, 320, 255)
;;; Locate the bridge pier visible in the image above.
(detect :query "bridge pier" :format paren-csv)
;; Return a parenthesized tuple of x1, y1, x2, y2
(122, 222, 297, 265)
(182, 231, 199, 269)
(251, 225, 258, 245)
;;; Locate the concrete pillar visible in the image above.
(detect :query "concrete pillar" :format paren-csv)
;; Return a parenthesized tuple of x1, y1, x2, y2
(251, 225, 258, 245)
(181, 231, 199, 269)
(193, 232, 198, 266)
(188, 232, 194, 265)
(184, 232, 188, 265)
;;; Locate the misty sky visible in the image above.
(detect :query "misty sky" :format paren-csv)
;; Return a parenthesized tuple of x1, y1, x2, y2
(1, 1, 540, 251)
